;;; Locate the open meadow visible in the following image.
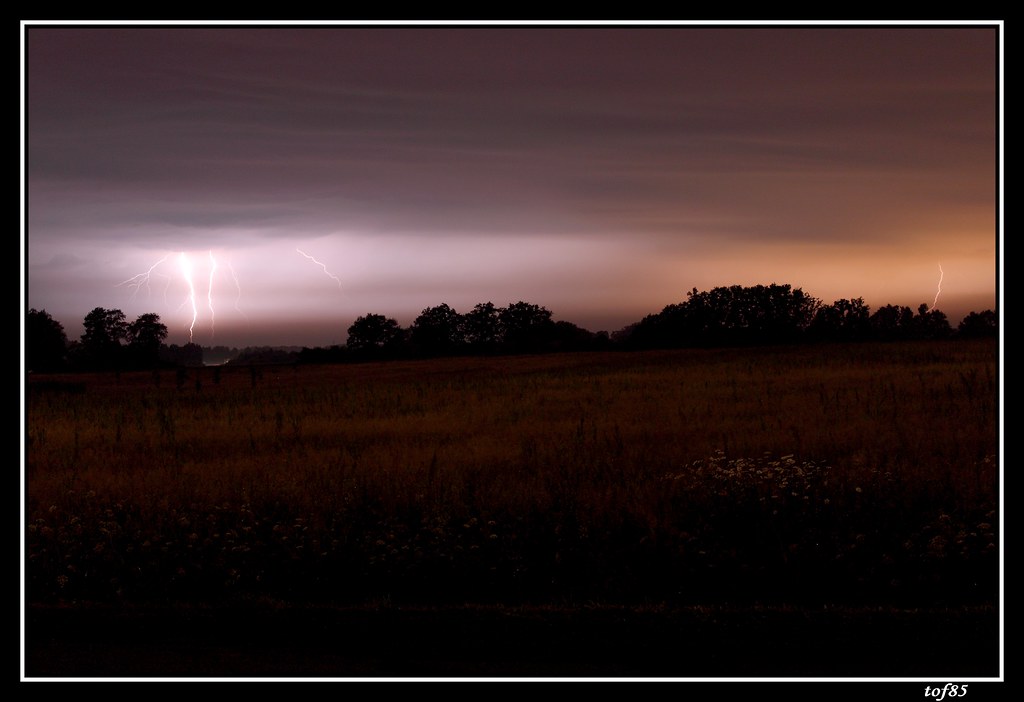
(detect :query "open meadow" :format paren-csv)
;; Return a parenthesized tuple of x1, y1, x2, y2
(24, 340, 1000, 677)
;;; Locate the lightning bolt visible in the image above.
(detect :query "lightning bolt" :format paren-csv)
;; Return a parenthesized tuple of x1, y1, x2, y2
(179, 252, 198, 343)
(207, 250, 217, 339)
(297, 249, 342, 289)
(115, 254, 170, 300)
(116, 245, 351, 345)
(928, 263, 944, 311)
(228, 259, 248, 320)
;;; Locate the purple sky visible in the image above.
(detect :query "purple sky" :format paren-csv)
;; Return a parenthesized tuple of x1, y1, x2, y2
(23, 22, 1001, 349)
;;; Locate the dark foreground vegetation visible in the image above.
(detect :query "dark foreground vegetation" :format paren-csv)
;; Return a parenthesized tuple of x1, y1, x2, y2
(24, 340, 1000, 678)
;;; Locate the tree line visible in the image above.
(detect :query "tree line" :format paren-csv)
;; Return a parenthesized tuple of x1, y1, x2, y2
(26, 284, 997, 372)
(618, 284, 995, 349)
(26, 307, 199, 373)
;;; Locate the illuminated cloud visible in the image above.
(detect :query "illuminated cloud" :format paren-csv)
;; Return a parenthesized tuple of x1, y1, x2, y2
(24, 23, 1000, 347)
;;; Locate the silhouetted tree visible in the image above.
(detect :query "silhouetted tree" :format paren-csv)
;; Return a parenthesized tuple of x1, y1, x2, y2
(347, 313, 404, 358)
(912, 304, 952, 339)
(609, 323, 635, 345)
(125, 313, 168, 369)
(26, 308, 69, 372)
(712, 283, 819, 344)
(463, 302, 502, 353)
(809, 298, 871, 342)
(410, 303, 465, 357)
(869, 304, 916, 341)
(80, 307, 128, 370)
(499, 301, 556, 353)
(621, 284, 820, 349)
(957, 309, 998, 338)
(622, 304, 687, 349)
(549, 320, 599, 351)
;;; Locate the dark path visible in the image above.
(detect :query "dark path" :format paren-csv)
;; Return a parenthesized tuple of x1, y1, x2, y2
(24, 603, 999, 679)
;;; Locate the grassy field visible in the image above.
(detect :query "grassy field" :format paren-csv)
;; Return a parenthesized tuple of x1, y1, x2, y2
(23, 340, 1000, 677)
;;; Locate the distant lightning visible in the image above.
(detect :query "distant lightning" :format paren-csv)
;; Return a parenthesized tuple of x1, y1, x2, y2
(297, 249, 343, 289)
(115, 254, 170, 300)
(228, 259, 248, 320)
(116, 251, 238, 345)
(178, 252, 198, 342)
(928, 263, 944, 311)
(207, 250, 217, 339)
(115, 245, 346, 345)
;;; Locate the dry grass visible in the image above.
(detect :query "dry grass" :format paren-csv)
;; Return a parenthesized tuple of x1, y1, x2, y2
(25, 340, 999, 608)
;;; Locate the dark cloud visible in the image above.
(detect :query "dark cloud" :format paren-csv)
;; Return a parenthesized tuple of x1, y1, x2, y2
(24, 23, 1000, 346)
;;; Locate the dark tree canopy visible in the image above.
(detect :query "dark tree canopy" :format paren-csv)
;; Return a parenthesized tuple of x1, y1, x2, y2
(29, 283, 996, 373)
(809, 298, 872, 342)
(126, 313, 169, 368)
(79, 307, 128, 370)
(913, 304, 953, 340)
(550, 320, 603, 352)
(347, 313, 404, 358)
(463, 302, 502, 353)
(622, 284, 821, 349)
(957, 309, 998, 338)
(127, 313, 168, 349)
(81, 307, 127, 349)
(26, 308, 69, 372)
(869, 304, 916, 340)
(410, 303, 465, 357)
(498, 301, 556, 353)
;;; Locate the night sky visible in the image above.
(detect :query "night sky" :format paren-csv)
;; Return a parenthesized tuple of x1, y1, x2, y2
(23, 22, 1001, 349)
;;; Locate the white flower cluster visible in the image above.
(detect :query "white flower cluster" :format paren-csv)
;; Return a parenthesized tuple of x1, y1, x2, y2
(661, 450, 832, 503)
